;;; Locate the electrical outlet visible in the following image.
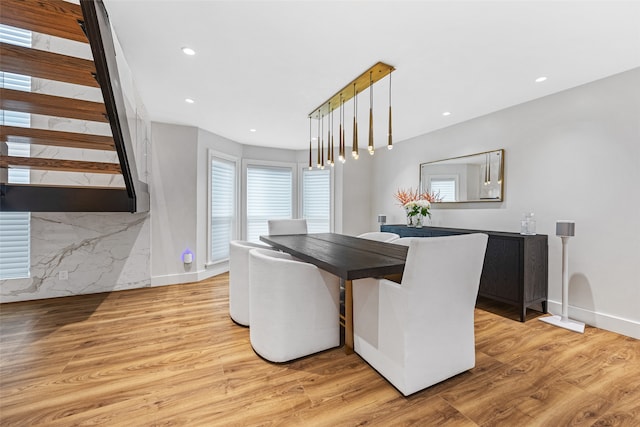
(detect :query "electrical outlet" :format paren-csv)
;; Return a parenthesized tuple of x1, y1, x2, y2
(58, 270, 68, 280)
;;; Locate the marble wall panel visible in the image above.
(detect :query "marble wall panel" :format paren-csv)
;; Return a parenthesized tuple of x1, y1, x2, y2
(0, 213, 150, 303)
(0, 31, 153, 302)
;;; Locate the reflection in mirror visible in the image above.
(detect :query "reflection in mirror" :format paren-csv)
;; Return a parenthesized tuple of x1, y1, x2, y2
(420, 149, 504, 202)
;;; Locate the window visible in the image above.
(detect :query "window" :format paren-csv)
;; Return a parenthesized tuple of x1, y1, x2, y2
(209, 154, 237, 263)
(430, 177, 458, 202)
(245, 164, 293, 243)
(302, 168, 331, 233)
(0, 24, 31, 280)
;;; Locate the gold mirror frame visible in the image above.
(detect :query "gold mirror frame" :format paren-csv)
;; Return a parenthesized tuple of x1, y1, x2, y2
(420, 149, 504, 203)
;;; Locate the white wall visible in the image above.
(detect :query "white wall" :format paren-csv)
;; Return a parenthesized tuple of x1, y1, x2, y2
(371, 68, 640, 338)
(150, 123, 199, 284)
(339, 150, 375, 236)
(151, 125, 317, 284)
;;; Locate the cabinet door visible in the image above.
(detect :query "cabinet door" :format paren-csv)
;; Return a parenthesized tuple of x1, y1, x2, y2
(479, 237, 522, 303)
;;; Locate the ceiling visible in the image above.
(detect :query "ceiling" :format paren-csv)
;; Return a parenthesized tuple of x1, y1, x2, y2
(103, 1, 640, 150)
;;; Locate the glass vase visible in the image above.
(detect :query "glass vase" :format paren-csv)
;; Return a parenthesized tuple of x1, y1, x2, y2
(405, 208, 414, 227)
(415, 214, 423, 228)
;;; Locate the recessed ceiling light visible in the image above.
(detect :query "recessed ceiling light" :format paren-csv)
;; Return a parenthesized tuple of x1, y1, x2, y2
(250, 129, 257, 133)
(442, 111, 451, 116)
(185, 98, 195, 104)
(535, 76, 547, 83)
(182, 47, 196, 56)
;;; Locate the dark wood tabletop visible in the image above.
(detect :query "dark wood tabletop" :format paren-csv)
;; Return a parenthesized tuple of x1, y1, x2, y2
(259, 233, 408, 280)
(259, 232, 408, 355)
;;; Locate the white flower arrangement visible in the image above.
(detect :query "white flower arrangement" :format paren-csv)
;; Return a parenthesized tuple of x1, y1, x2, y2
(404, 199, 431, 218)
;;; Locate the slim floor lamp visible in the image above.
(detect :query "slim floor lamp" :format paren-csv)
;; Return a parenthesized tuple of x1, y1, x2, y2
(540, 220, 585, 333)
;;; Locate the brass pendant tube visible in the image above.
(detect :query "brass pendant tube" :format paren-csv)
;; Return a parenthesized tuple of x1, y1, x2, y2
(388, 71, 393, 150)
(368, 71, 374, 155)
(330, 106, 335, 166)
(317, 114, 321, 168)
(352, 83, 359, 159)
(339, 95, 345, 162)
(308, 117, 313, 169)
(321, 114, 325, 169)
(327, 102, 332, 165)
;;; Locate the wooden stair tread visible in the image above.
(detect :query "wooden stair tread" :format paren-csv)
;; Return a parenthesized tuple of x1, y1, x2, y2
(0, 88, 108, 123)
(0, 155, 121, 174)
(0, 0, 87, 43)
(0, 42, 99, 88)
(1, 126, 115, 151)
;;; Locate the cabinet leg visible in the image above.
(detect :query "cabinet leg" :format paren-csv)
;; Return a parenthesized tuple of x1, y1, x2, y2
(542, 300, 548, 314)
(520, 306, 526, 322)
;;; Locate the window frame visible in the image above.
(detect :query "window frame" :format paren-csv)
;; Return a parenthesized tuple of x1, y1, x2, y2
(207, 150, 240, 266)
(242, 159, 298, 242)
(429, 174, 459, 202)
(298, 164, 334, 233)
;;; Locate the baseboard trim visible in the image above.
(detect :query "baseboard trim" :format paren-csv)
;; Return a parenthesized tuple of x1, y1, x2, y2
(151, 265, 228, 287)
(546, 300, 640, 339)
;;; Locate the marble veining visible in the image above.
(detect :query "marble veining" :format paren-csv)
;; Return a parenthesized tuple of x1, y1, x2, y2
(0, 32, 154, 303)
(0, 213, 151, 303)
(32, 77, 104, 103)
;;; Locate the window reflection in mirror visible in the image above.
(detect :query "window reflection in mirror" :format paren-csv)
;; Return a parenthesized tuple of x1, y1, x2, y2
(420, 149, 504, 202)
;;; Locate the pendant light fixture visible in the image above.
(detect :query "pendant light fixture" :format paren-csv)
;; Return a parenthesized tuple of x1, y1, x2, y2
(368, 71, 374, 155)
(352, 82, 359, 159)
(316, 113, 321, 169)
(308, 117, 313, 170)
(388, 71, 393, 150)
(327, 102, 333, 166)
(320, 113, 325, 169)
(339, 95, 345, 163)
(307, 62, 395, 166)
(330, 105, 335, 166)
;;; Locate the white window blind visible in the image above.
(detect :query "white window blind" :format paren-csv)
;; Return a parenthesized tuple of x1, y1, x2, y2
(0, 24, 31, 280)
(0, 24, 31, 47)
(302, 168, 330, 233)
(210, 157, 236, 263)
(430, 178, 457, 202)
(246, 165, 292, 243)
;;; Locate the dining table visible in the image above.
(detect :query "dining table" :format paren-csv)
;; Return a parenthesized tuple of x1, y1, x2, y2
(259, 233, 408, 354)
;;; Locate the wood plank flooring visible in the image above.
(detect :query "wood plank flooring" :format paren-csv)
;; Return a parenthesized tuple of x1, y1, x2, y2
(1, 274, 638, 426)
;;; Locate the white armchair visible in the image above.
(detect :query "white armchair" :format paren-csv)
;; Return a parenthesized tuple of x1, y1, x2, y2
(229, 240, 272, 326)
(267, 219, 308, 235)
(357, 232, 400, 243)
(392, 237, 421, 246)
(353, 233, 488, 395)
(249, 248, 340, 362)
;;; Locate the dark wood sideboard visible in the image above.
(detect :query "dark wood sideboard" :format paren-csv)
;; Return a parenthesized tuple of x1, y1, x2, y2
(381, 224, 548, 322)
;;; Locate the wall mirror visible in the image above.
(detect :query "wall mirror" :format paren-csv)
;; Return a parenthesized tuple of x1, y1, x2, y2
(420, 149, 504, 202)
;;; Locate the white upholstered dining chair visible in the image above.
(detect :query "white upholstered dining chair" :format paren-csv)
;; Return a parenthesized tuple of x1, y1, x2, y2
(249, 248, 340, 362)
(267, 219, 308, 235)
(392, 237, 420, 246)
(357, 232, 400, 243)
(228, 240, 272, 326)
(353, 233, 488, 395)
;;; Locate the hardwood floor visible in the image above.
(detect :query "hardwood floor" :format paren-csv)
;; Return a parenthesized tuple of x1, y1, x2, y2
(1, 274, 638, 426)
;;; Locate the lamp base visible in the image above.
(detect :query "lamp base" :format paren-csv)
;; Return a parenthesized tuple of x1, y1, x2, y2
(539, 315, 585, 333)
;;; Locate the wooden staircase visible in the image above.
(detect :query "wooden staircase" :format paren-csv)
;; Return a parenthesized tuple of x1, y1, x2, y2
(0, 0, 149, 212)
